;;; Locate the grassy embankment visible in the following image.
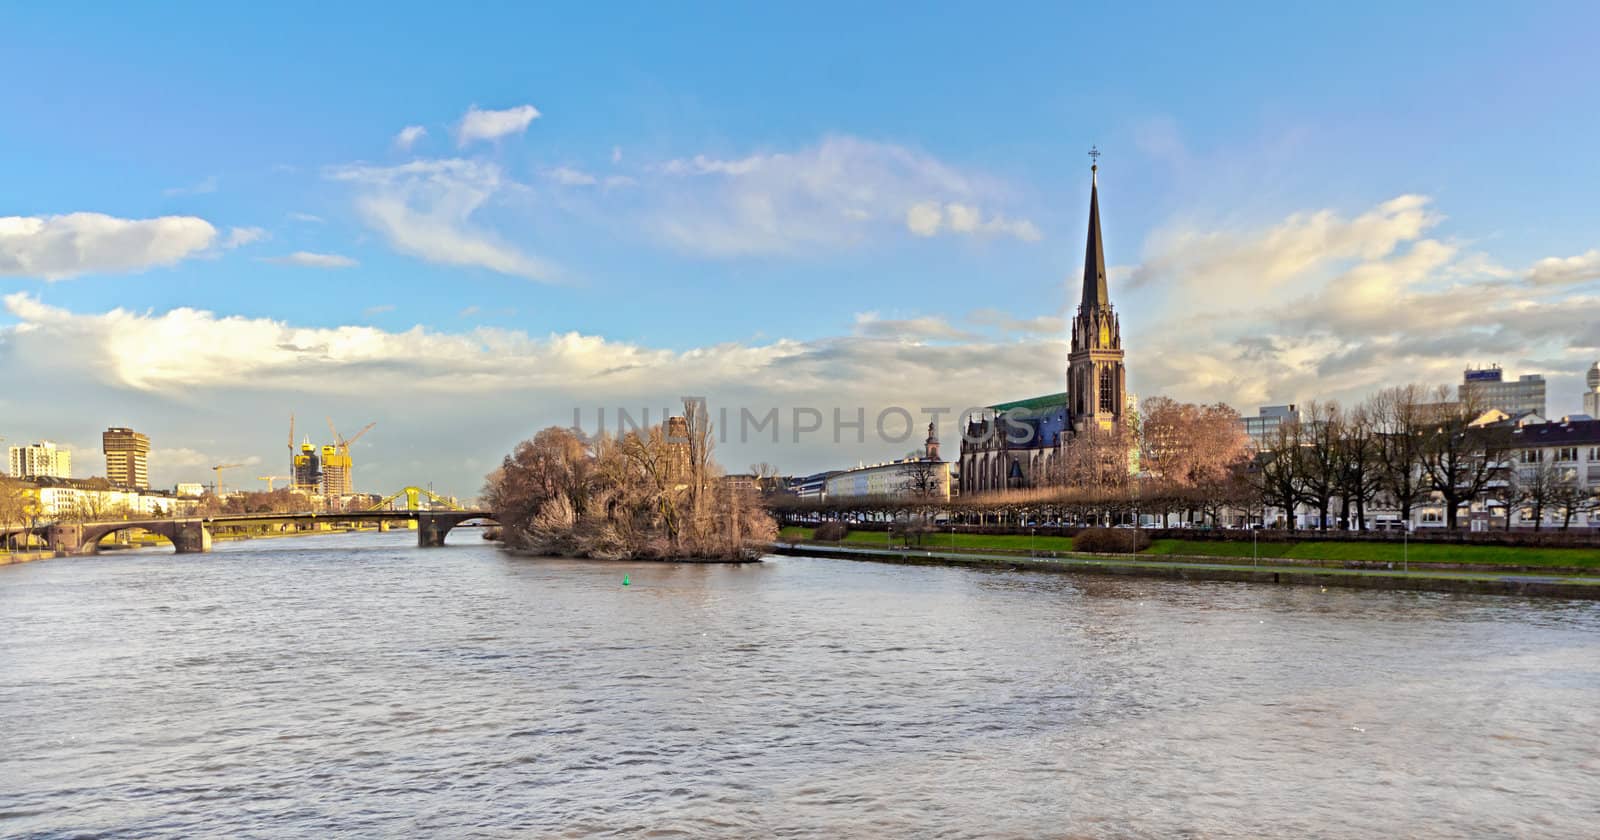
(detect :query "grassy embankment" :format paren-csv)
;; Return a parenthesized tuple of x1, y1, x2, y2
(778, 526, 1600, 570)
(780, 526, 1078, 554)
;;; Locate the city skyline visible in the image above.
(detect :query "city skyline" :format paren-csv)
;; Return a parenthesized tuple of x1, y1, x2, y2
(4, 3, 1600, 495)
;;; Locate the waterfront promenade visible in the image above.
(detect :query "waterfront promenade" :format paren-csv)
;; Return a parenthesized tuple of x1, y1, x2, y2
(772, 541, 1600, 599)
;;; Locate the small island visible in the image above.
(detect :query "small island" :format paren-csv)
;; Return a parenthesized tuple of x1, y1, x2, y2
(483, 399, 775, 561)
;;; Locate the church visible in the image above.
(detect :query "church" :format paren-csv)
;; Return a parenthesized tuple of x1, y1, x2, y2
(958, 156, 1130, 495)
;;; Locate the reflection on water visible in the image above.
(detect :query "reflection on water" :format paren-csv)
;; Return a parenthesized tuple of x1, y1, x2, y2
(2, 532, 1597, 837)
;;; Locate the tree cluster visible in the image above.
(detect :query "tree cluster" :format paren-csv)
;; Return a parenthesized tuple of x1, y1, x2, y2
(484, 399, 776, 560)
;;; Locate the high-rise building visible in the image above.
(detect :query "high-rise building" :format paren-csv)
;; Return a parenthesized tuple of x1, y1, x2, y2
(1584, 361, 1600, 418)
(9, 441, 72, 479)
(1459, 365, 1546, 418)
(102, 427, 151, 489)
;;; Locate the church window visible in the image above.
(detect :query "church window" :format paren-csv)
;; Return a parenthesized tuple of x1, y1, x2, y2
(1099, 367, 1115, 413)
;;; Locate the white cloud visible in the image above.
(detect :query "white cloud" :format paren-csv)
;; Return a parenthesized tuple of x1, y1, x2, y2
(394, 125, 428, 151)
(966, 307, 1065, 336)
(611, 146, 623, 164)
(544, 166, 597, 186)
(456, 104, 540, 147)
(1123, 194, 1600, 415)
(224, 226, 267, 248)
(905, 201, 1042, 241)
(163, 175, 220, 197)
(649, 135, 1040, 255)
(853, 311, 976, 341)
(0, 292, 1066, 493)
(1528, 249, 1600, 286)
(0, 212, 219, 280)
(326, 158, 555, 281)
(262, 251, 359, 268)
(364, 304, 396, 316)
(1127, 194, 1439, 302)
(906, 202, 943, 237)
(287, 212, 324, 224)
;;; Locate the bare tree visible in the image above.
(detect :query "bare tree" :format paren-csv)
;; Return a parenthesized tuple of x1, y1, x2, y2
(1297, 401, 1344, 531)
(1511, 453, 1565, 530)
(1418, 389, 1509, 530)
(1369, 385, 1431, 527)
(1254, 418, 1306, 531)
(1337, 404, 1383, 530)
(1551, 474, 1597, 531)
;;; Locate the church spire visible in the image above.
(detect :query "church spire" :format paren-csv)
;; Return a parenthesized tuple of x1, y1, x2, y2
(1081, 146, 1109, 310)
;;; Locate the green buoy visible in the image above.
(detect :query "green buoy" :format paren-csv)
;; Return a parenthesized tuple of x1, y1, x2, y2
(622, 574, 630, 586)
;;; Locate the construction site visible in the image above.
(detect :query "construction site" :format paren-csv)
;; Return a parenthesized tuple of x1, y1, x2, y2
(208, 415, 395, 512)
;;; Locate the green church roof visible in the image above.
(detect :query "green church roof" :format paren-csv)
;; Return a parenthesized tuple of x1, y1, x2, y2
(986, 392, 1068, 413)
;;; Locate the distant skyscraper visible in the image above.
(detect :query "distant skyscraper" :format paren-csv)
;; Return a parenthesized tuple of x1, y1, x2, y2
(9, 441, 72, 479)
(1584, 361, 1600, 418)
(1459, 365, 1546, 417)
(102, 427, 151, 489)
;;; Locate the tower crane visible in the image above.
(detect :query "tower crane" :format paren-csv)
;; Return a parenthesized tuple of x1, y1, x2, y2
(211, 463, 244, 496)
(257, 475, 289, 491)
(323, 419, 376, 496)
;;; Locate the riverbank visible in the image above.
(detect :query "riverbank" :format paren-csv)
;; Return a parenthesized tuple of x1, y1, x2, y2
(771, 541, 1600, 600)
(777, 526, 1600, 573)
(0, 550, 55, 566)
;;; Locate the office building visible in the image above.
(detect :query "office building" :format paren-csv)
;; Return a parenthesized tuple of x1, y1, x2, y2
(102, 427, 152, 490)
(1241, 404, 1302, 447)
(1459, 365, 1546, 417)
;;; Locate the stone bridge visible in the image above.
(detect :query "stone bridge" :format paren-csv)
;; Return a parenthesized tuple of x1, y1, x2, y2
(4, 510, 495, 557)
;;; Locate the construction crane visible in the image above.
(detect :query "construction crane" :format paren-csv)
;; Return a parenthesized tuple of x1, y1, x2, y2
(287, 413, 297, 487)
(211, 463, 244, 496)
(323, 418, 376, 497)
(257, 475, 289, 491)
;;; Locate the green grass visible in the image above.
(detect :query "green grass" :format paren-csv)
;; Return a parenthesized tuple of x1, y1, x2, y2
(780, 526, 1075, 553)
(778, 526, 1600, 570)
(1144, 538, 1600, 569)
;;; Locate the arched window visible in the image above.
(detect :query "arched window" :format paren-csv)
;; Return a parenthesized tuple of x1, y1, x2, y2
(1099, 366, 1115, 413)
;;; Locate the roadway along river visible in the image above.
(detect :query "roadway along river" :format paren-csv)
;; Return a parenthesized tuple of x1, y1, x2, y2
(3, 531, 1598, 838)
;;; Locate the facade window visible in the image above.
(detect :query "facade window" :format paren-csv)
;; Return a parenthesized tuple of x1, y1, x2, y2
(1589, 447, 1599, 460)
(1421, 510, 1443, 523)
(1098, 367, 1114, 413)
(1555, 447, 1578, 462)
(1522, 449, 1543, 463)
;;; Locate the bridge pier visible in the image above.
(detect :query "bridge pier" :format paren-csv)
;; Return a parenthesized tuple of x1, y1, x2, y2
(418, 513, 449, 548)
(171, 521, 213, 554)
(47, 523, 84, 556)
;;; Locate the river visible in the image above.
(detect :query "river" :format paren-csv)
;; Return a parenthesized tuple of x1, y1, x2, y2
(2, 531, 1597, 838)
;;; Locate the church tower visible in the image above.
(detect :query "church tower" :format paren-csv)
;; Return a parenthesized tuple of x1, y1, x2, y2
(1067, 150, 1126, 433)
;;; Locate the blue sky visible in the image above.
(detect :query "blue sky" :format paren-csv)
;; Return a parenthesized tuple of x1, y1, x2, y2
(3, 2, 1599, 496)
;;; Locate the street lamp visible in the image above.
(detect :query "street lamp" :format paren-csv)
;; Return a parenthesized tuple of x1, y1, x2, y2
(1030, 526, 1036, 557)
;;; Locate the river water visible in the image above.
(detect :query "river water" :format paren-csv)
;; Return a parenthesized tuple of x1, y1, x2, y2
(2, 532, 1597, 838)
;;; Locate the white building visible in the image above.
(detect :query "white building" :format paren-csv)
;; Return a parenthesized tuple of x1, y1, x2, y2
(823, 458, 954, 502)
(9, 441, 72, 480)
(28, 478, 191, 519)
(1501, 418, 1600, 529)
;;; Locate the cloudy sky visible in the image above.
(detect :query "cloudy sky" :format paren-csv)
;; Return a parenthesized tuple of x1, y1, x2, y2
(3, 3, 1598, 497)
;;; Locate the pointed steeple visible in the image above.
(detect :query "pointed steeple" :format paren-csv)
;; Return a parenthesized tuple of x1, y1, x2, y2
(1081, 150, 1109, 310)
